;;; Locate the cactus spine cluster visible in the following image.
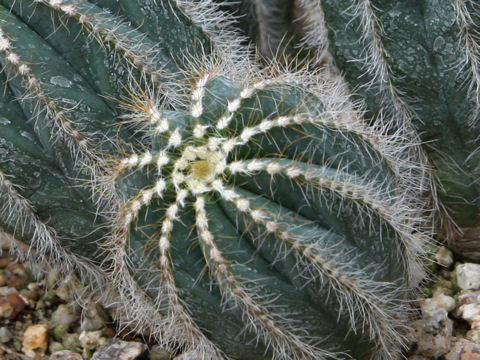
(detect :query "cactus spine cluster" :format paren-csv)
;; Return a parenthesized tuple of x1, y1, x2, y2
(0, 0, 434, 359)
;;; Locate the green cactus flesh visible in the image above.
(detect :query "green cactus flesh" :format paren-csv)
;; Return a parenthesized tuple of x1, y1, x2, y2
(0, 1, 430, 359)
(318, 0, 480, 231)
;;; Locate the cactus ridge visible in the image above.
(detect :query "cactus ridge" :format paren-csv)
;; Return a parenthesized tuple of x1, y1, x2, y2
(31, 0, 187, 108)
(0, 26, 95, 159)
(454, 0, 480, 124)
(0, 25, 109, 204)
(172, 0, 252, 70)
(294, 0, 331, 68)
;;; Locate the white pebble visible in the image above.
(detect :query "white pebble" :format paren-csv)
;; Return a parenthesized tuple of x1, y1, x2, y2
(457, 263, 480, 290)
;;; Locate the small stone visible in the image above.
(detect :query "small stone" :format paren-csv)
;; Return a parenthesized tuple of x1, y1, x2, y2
(49, 341, 65, 354)
(6, 263, 32, 289)
(0, 326, 13, 343)
(433, 280, 454, 297)
(436, 246, 454, 268)
(0, 274, 8, 287)
(20, 288, 40, 301)
(413, 317, 453, 357)
(22, 324, 49, 358)
(91, 340, 146, 360)
(459, 292, 480, 307)
(420, 294, 455, 331)
(458, 303, 480, 329)
(49, 350, 83, 360)
(444, 338, 480, 360)
(457, 264, 480, 290)
(51, 304, 77, 327)
(81, 303, 108, 331)
(148, 345, 172, 360)
(467, 329, 480, 345)
(0, 286, 18, 296)
(174, 351, 202, 360)
(63, 332, 81, 349)
(79, 330, 107, 350)
(53, 324, 70, 342)
(0, 293, 26, 319)
(435, 294, 456, 312)
(0, 258, 10, 268)
(102, 327, 116, 339)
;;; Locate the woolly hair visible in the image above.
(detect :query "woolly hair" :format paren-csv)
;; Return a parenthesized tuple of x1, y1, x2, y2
(0, 0, 433, 359)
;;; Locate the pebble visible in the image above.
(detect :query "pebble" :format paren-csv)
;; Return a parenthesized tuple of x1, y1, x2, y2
(79, 330, 107, 350)
(0, 293, 26, 319)
(148, 345, 172, 360)
(459, 292, 480, 306)
(49, 350, 84, 360)
(81, 302, 107, 331)
(6, 263, 32, 289)
(51, 304, 77, 327)
(407, 294, 457, 358)
(49, 341, 65, 354)
(63, 332, 81, 349)
(91, 339, 146, 360)
(444, 338, 480, 360)
(457, 264, 480, 290)
(467, 330, 480, 345)
(174, 351, 203, 359)
(22, 324, 49, 358)
(420, 294, 455, 331)
(412, 317, 453, 357)
(0, 274, 8, 287)
(0, 286, 19, 296)
(436, 246, 454, 268)
(0, 326, 13, 343)
(53, 324, 70, 342)
(0, 258, 10, 268)
(458, 303, 480, 329)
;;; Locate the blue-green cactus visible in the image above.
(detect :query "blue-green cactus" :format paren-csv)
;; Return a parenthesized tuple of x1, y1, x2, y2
(291, 0, 480, 259)
(0, 1, 432, 359)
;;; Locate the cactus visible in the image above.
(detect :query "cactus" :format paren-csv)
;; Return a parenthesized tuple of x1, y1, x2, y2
(212, 0, 300, 62)
(287, 0, 480, 259)
(0, 1, 432, 359)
